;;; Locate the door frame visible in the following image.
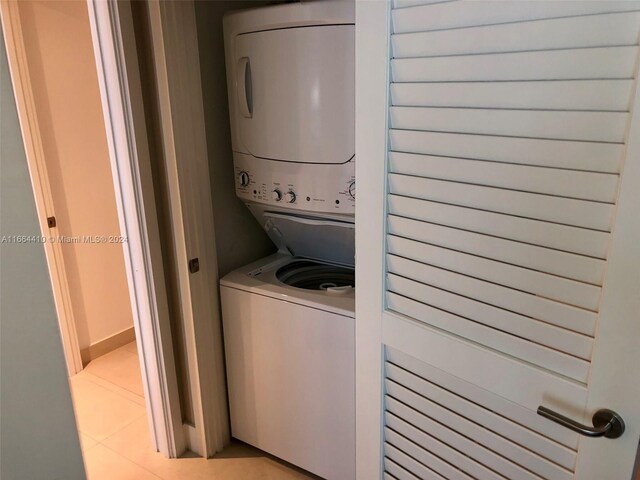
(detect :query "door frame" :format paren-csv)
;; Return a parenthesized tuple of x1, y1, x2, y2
(145, 0, 230, 458)
(0, 0, 83, 376)
(1, 0, 186, 457)
(89, 0, 229, 458)
(354, 1, 389, 478)
(3, 0, 228, 460)
(86, 0, 187, 457)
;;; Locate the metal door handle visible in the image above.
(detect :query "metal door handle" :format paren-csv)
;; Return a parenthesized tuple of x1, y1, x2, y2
(537, 406, 625, 439)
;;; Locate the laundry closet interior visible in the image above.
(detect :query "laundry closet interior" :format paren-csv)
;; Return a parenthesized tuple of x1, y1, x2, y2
(59, 0, 640, 479)
(127, 0, 355, 478)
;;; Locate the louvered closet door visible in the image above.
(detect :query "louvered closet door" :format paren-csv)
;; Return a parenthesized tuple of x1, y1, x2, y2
(355, 2, 640, 479)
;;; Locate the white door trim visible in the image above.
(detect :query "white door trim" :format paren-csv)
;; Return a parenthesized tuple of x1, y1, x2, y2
(86, 0, 186, 458)
(0, 0, 83, 376)
(573, 47, 640, 480)
(354, 1, 390, 479)
(146, 0, 229, 457)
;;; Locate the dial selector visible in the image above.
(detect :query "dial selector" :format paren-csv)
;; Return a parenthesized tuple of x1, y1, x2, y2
(271, 189, 282, 202)
(284, 191, 296, 203)
(348, 181, 356, 199)
(238, 171, 250, 187)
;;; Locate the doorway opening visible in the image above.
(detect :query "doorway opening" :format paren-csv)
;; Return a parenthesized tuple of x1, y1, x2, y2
(1, 0, 153, 475)
(2, 0, 324, 478)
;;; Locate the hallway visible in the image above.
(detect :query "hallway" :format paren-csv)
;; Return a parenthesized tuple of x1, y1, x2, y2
(71, 343, 315, 480)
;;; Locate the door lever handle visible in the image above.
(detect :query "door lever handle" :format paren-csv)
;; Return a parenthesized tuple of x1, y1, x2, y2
(537, 406, 625, 439)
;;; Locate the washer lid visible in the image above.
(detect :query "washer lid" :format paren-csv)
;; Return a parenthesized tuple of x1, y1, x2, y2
(246, 204, 355, 266)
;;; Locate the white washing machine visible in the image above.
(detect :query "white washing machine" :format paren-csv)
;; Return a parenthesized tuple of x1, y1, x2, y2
(221, 2, 355, 479)
(220, 252, 354, 480)
(220, 203, 355, 480)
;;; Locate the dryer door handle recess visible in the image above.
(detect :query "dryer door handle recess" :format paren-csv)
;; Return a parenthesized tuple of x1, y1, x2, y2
(237, 57, 252, 118)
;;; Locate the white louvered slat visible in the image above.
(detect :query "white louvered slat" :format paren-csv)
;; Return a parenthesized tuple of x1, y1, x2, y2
(386, 393, 573, 480)
(384, 458, 421, 480)
(385, 442, 446, 479)
(384, 371, 576, 479)
(390, 107, 628, 143)
(386, 291, 590, 381)
(385, 412, 506, 480)
(387, 216, 606, 288)
(388, 195, 611, 258)
(393, 12, 640, 57)
(388, 151, 619, 202)
(389, 130, 624, 173)
(388, 174, 614, 231)
(392, 1, 640, 34)
(393, 0, 453, 8)
(385, 361, 578, 468)
(385, 429, 475, 480)
(386, 232, 601, 311)
(392, 46, 638, 82)
(386, 273, 593, 359)
(387, 230, 601, 316)
(391, 80, 634, 111)
(386, 348, 581, 449)
(386, 254, 598, 336)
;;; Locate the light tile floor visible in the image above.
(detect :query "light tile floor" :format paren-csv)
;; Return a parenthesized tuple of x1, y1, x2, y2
(70, 342, 316, 480)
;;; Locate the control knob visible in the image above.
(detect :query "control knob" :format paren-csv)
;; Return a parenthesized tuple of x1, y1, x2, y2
(348, 181, 356, 199)
(284, 191, 296, 203)
(238, 171, 250, 187)
(271, 189, 282, 202)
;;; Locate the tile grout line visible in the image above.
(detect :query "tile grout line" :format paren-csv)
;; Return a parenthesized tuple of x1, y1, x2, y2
(81, 370, 146, 401)
(98, 413, 147, 446)
(73, 344, 166, 480)
(98, 441, 164, 480)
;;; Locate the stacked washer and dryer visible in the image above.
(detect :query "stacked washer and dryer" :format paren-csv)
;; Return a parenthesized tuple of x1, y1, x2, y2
(220, 2, 355, 479)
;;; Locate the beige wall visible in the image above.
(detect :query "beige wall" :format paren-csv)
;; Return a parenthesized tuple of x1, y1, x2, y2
(17, 0, 133, 350)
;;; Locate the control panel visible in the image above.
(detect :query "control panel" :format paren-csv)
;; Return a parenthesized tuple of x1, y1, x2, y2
(233, 152, 355, 214)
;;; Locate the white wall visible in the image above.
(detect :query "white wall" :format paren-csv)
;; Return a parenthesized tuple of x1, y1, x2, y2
(0, 26, 85, 480)
(194, 0, 276, 278)
(16, 0, 133, 351)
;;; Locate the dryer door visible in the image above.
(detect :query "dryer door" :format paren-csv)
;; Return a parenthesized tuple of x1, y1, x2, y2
(234, 25, 354, 164)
